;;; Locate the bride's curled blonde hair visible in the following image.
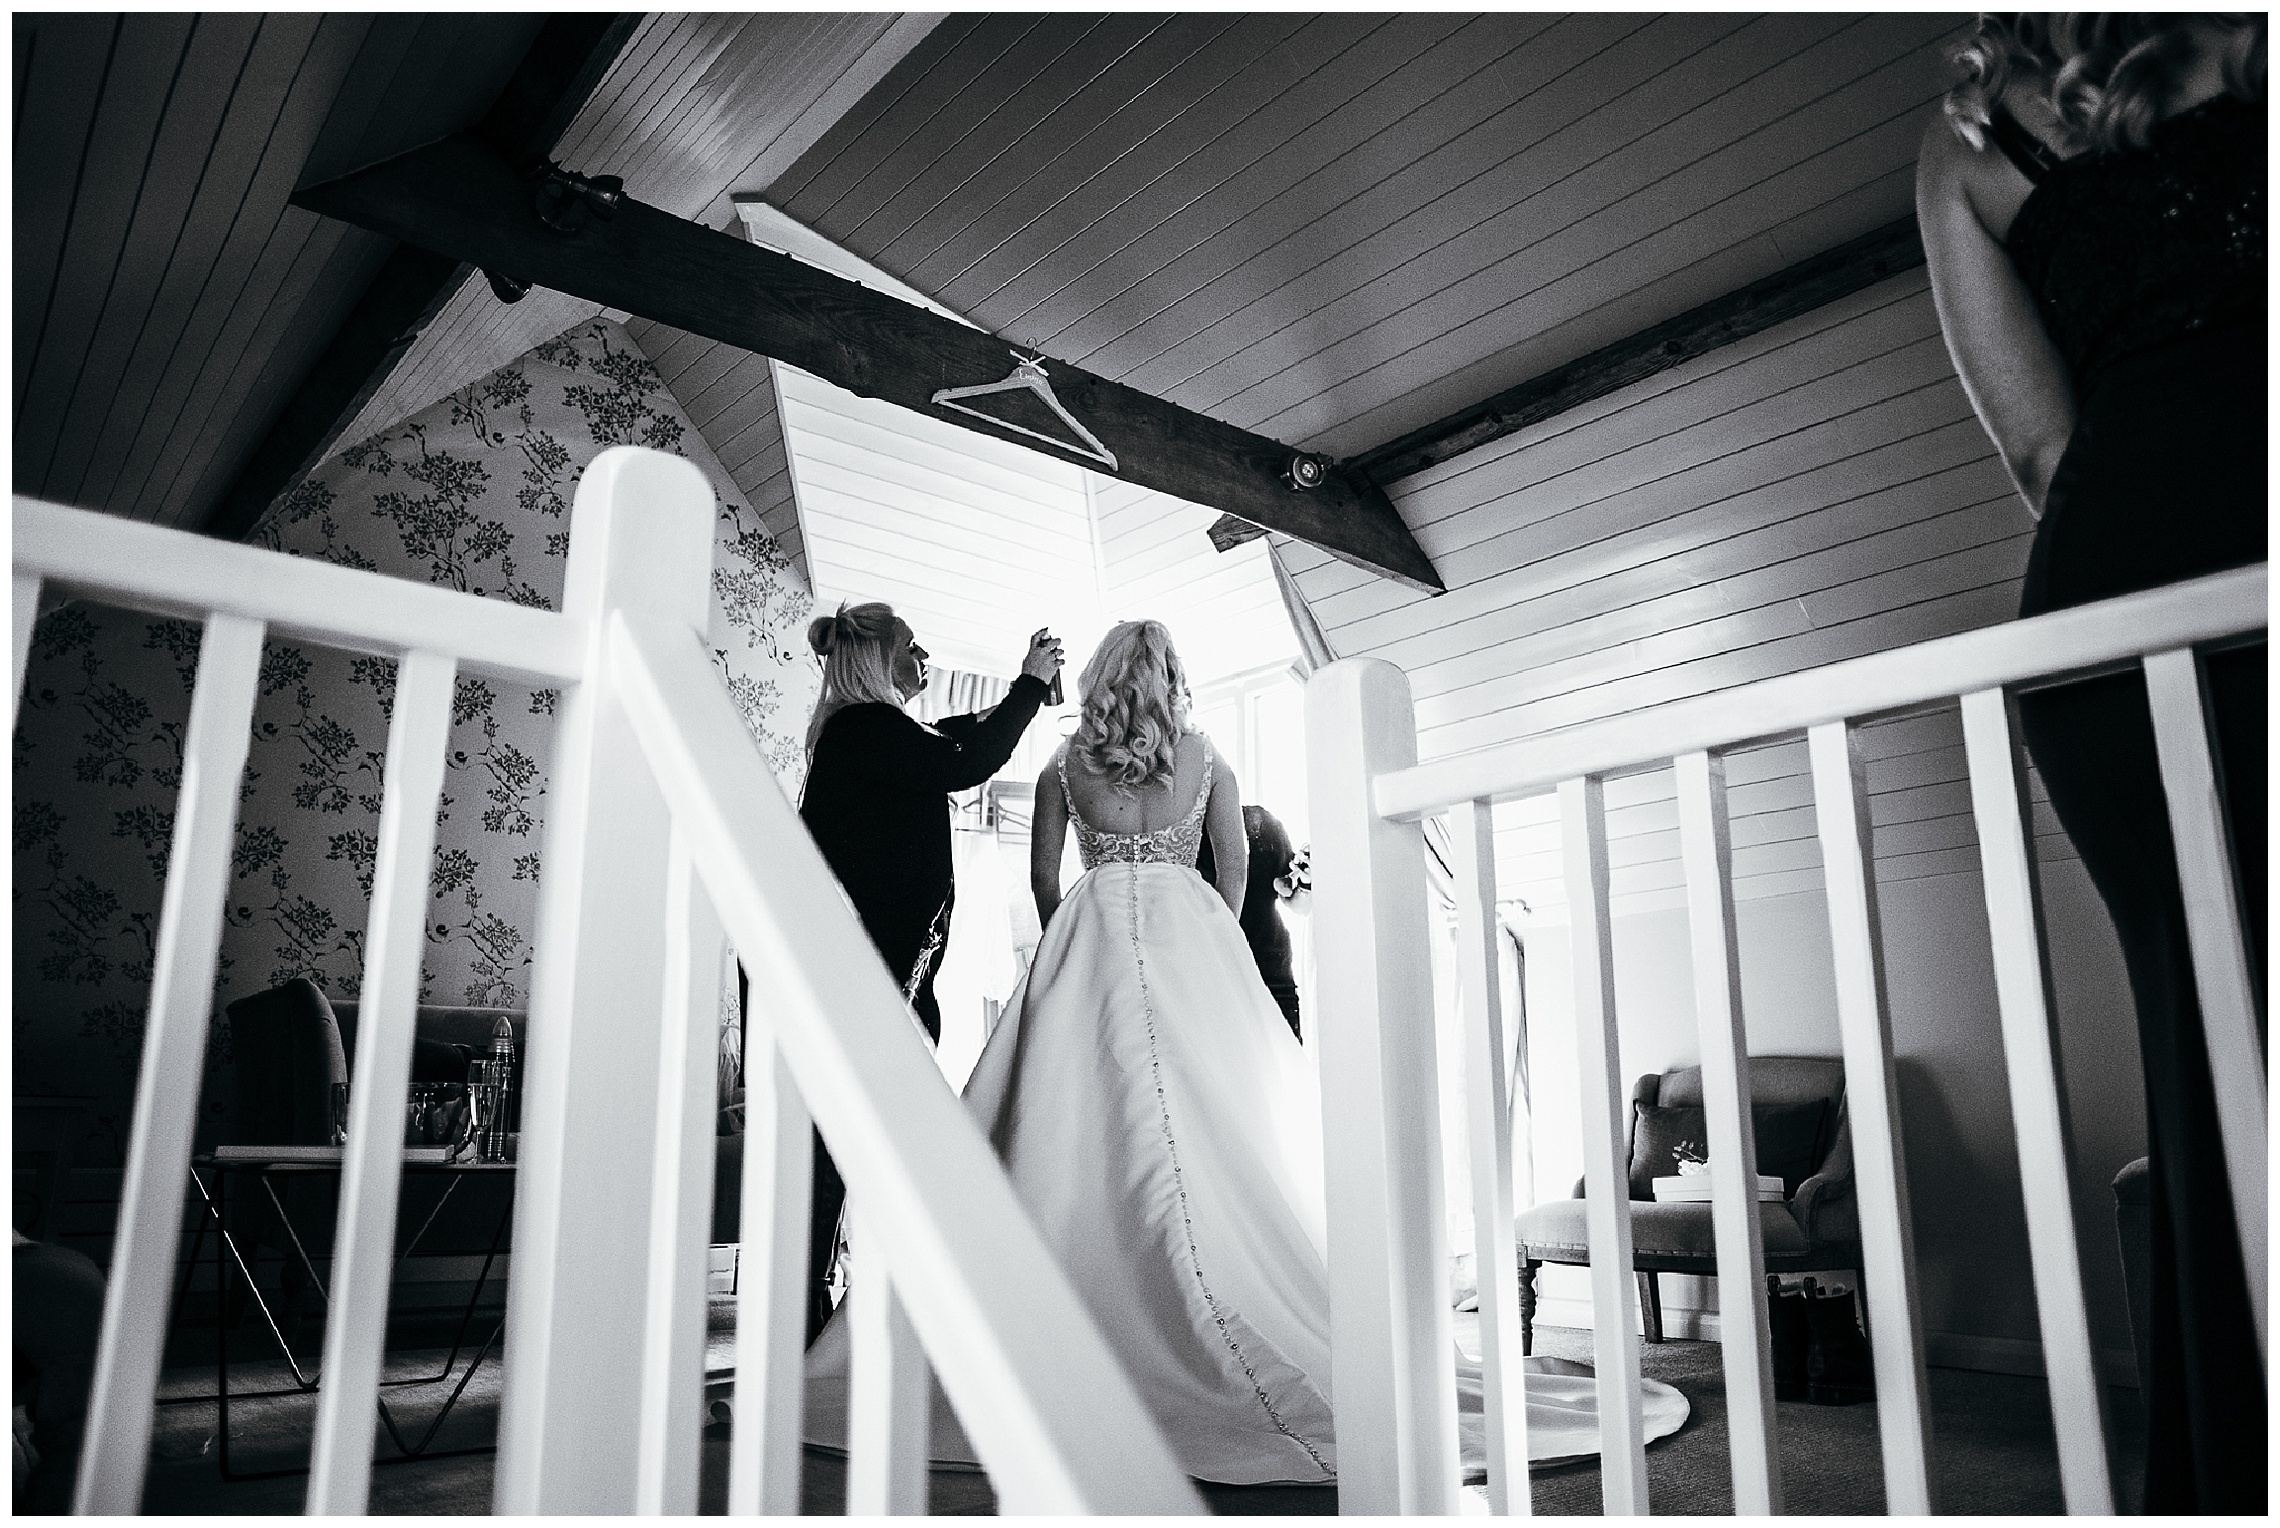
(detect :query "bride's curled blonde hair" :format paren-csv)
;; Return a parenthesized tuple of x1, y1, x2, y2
(1072, 620, 1190, 790)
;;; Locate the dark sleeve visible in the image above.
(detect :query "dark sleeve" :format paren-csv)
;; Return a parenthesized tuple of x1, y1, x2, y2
(1245, 805, 1295, 884)
(844, 675, 1050, 794)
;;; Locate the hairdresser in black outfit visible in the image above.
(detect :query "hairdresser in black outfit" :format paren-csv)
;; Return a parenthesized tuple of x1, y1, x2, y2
(794, 601, 1063, 1341)
(1919, 15, 2263, 1512)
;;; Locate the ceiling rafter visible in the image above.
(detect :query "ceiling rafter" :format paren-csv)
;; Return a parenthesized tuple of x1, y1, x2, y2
(291, 132, 1445, 592)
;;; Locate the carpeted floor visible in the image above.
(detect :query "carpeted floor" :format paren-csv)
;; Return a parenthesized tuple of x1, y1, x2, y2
(131, 1319, 2145, 1515)
(1510, 1321, 2146, 1516)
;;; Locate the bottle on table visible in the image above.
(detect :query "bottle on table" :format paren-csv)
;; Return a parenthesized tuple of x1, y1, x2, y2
(483, 1014, 519, 1162)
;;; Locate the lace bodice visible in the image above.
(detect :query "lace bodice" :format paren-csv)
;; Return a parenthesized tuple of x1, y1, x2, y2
(1060, 737, 1214, 871)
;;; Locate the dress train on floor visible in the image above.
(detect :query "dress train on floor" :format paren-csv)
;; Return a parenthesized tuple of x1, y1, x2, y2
(801, 860, 1684, 1483)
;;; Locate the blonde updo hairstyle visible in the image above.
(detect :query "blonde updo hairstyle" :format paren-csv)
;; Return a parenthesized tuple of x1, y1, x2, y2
(805, 601, 905, 756)
(1942, 13, 2264, 154)
(1071, 620, 1191, 791)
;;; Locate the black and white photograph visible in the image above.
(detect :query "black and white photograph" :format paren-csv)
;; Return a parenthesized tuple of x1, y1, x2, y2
(11, 10, 2264, 1516)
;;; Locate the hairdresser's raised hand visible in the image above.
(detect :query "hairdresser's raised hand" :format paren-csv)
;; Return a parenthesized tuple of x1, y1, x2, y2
(1020, 628, 1065, 686)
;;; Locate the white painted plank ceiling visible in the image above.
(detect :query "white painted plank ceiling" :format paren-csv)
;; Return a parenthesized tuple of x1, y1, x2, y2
(1278, 270, 2049, 918)
(768, 12, 1969, 457)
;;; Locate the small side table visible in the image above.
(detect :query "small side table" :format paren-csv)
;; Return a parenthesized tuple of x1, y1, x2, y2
(188, 1152, 516, 1481)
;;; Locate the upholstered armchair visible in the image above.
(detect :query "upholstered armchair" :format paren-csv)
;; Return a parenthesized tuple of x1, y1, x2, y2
(1514, 1057, 1860, 1348)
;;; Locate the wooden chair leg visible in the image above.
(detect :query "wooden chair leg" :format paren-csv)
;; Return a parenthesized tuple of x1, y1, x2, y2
(1638, 1270, 1665, 1343)
(1519, 1260, 1537, 1356)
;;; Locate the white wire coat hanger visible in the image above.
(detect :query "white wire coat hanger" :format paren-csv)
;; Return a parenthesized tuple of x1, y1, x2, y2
(931, 351, 1119, 470)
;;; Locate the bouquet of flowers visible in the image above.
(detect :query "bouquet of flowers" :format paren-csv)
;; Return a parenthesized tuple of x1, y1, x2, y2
(1275, 843, 1312, 904)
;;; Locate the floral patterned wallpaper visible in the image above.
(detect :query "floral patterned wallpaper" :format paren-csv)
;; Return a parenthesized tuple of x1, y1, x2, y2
(13, 320, 815, 1165)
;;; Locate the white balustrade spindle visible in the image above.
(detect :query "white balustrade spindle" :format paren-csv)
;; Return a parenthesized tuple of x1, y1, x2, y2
(1960, 687, 2115, 1513)
(1673, 750, 1783, 1515)
(1449, 798, 1532, 1515)
(1556, 774, 1649, 1515)
(634, 829, 729, 1514)
(849, 1207, 932, 1515)
(728, 1033, 815, 1515)
(308, 649, 460, 1514)
(75, 613, 265, 1514)
(1807, 721, 1936, 1515)
(2141, 648, 2268, 1368)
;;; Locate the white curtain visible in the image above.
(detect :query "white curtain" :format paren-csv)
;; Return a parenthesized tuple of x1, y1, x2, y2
(911, 666, 1008, 725)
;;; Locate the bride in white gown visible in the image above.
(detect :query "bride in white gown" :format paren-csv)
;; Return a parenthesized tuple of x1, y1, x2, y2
(803, 620, 1684, 1486)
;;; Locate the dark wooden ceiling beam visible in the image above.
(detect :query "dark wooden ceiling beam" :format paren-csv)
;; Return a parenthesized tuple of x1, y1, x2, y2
(291, 133, 1444, 593)
(1207, 216, 1926, 551)
(205, 14, 638, 543)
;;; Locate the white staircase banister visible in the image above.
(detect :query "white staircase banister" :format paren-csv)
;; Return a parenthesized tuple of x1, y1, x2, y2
(1372, 563, 2266, 819)
(11, 495, 584, 685)
(24, 455, 1210, 1515)
(1316, 559, 2264, 1517)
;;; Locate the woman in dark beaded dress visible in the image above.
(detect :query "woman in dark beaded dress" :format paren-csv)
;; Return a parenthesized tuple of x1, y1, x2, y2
(1918, 14, 2263, 1511)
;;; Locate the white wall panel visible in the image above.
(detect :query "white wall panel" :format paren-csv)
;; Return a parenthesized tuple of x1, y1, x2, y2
(1279, 274, 2033, 924)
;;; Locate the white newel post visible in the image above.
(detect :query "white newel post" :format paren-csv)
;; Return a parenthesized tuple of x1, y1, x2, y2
(1307, 658, 1459, 1516)
(495, 448, 720, 1513)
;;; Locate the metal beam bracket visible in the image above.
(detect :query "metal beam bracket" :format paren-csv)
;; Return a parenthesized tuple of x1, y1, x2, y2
(532, 163, 625, 237)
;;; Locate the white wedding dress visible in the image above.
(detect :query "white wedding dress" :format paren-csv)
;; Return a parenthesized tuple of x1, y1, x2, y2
(802, 738, 1685, 1485)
